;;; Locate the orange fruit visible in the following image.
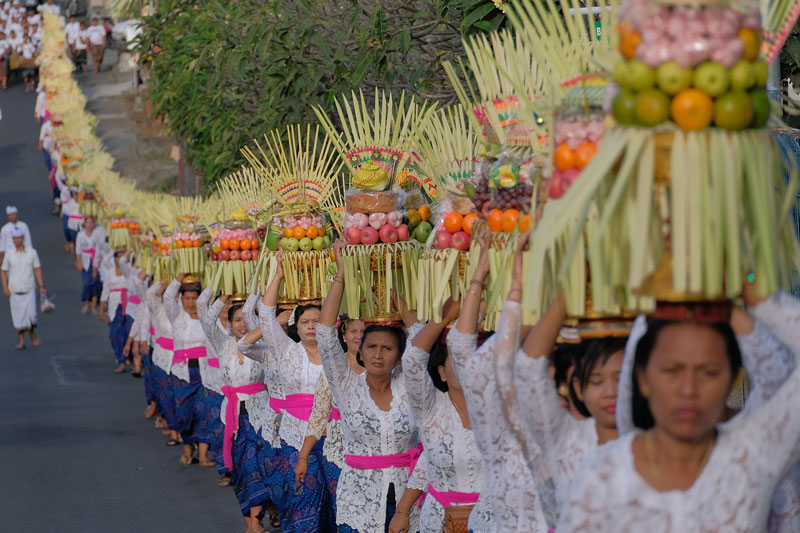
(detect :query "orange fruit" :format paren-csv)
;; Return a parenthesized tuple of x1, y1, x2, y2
(250, 239, 259, 249)
(306, 225, 319, 239)
(182, 240, 193, 248)
(501, 209, 521, 233)
(160, 242, 169, 251)
(738, 27, 760, 61)
(418, 205, 431, 221)
(175, 240, 184, 249)
(670, 89, 713, 131)
(554, 143, 576, 171)
(444, 212, 464, 233)
(487, 208, 504, 232)
(574, 142, 597, 169)
(220, 239, 230, 250)
(240, 239, 252, 250)
(518, 214, 531, 233)
(462, 213, 479, 234)
(292, 226, 306, 239)
(192, 240, 202, 248)
(620, 30, 642, 60)
(229, 239, 240, 250)
(284, 226, 293, 238)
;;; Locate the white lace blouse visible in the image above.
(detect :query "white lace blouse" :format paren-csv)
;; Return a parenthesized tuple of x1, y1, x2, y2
(317, 322, 421, 532)
(306, 372, 346, 468)
(558, 293, 800, 532)
(198, 294, 272, 436)
(250, 302, 322, 451)
(145, 282, 174, 375)
(403, 333, 492, 532)
(100, 258, 138, 320)
(164, 280, 223, 392)
(447, 319, 551, 532)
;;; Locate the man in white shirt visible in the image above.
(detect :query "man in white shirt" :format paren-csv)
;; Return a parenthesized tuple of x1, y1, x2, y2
(1, 228, 45, 348)
(37, 0, 59, 15)
(86, 18, 105, 74)
(74, 20, 87, 71)
(64, 14, 79, 57)
(34, 83, 46, 121)
(0, 206, 32, 263)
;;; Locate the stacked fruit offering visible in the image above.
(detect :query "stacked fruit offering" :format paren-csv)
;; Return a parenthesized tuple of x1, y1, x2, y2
(171, 226, 206, 275)
(613, 4, 768, 130)
(210, 226, 259, 262)
(549, 114, 603, 198)
(279, 213, 331, 252)
(109, 216, 131, 249)
(434, 209, 478, 251)
(468, 161, 534, 234)
(344, 210, 409, 245)
(152, 232, 173, 282)
(208, 221, 260, 295)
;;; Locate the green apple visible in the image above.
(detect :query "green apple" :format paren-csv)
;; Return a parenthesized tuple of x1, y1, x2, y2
(626, 60, 656, 91)
(282, 237, 299, 252)
(311, 236, 325, 250)
(656, 61, 692, 95)
(612, 89, 638, 125)
(634, 89, 670, 126)
(693, 61, 730, 98)
(613, 61, 631, 89)
(750, 89, 770, 128)
(412, 221, 433, 243)
(298, 237, 313, 252)
(321, 235, 331, 249)
(729, 59, 755, 91)
(752, 60, 769, 87)
(714, 91, 754, 130)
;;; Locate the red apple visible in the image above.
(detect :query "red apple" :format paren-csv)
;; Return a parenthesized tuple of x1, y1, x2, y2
(379, 223, 398, 244)
(360, 226, 380, 245)
(563, 168, 580, 186)
(240, 249, 252, 261)
(549, 173, 566, 199)
(434, 230, 452, 250)
(219, 249, 231, 261)
(396, 224, 410, 241)
(211, 254, 218, 261)
(345, 227, 361, 245)
(451, 231, 471, 251)
(230, 250, 241, 261)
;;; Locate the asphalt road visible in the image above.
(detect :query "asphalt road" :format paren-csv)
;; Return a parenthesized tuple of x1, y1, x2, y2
(0, 82, 246, 532)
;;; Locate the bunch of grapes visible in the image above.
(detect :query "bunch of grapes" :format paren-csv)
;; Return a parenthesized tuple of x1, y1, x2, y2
(470, 180, 492, 211)
(492, 183, 534, 212)
(256, 226, 267, 241)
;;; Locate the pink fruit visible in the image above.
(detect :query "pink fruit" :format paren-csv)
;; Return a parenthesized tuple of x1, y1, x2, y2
(710, 39, 744, 68)
(379, 223, 398, 244)
(211, 254, 219, 261)
(386, 211, 403, 227)
(451, 231, 471, 251)
(360, 226, 380, 245)
(434, 231, 452, 250)
(219, 249, 231, 261)
(368, 212, 387, 230)
(549, 173, 566, 199)
(230, 250, 241, 261)
(563, 168, 581, 186)
(240, 250, 252, 261)
(345, 227, 362, 245)
(396, 224, 410, 241)
(672, 38, 711, 68)
(352, 212, 368, 229)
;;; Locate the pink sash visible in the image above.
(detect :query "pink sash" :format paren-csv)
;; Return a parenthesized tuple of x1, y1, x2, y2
(268, 393, 315, 422)
(221, 383, 266, 470)
(81, 248, 95, 265)
(172, 345, 207, 365)
(208, 358, 220, 368)
(329, 407, 341, 422)
(345, 442, 423, 476)
(156, 337, 174, 351)
(427, 484, 480, 507)
(110, 288, 141, 315)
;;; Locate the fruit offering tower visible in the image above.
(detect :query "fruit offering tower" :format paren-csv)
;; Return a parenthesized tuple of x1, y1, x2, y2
(523, 0, 799, 319)
(242, 124, 344, 304)
(315, 90, 434, 321)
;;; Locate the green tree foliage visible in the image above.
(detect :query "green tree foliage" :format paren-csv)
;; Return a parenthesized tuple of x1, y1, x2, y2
(135, 0, 507, 186)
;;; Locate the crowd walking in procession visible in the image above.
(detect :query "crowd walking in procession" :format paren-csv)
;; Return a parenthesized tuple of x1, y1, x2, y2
(11, 1, 800, 532)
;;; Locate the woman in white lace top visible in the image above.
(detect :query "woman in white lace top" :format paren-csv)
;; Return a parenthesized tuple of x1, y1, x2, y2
(295, 317, 365, 526)
(558, 292, 800, 532)
(198, 289, 272, 533)
(445, 231, 552, 532)
(238, 253, 325, 532)
(318, 241, 421, 533)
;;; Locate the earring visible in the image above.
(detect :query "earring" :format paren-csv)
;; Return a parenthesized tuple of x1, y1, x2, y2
(640, 384, 650, 398)
(558, 384, 569, 397)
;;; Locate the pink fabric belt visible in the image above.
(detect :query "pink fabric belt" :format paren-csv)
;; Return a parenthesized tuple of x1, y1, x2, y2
(81, 248, 95, 265)
(156, 337, 174, 351)
(110, 288, 140, 315)
(208, 358, 220, 368)
(68, 214, 84, 220)
(268, 393, 315, 422)
(345, 442, 424, 475)
(172, 345, 207, 365)
(427, 484, 480, 508)
(221, 383, 266, 470)
(329, 407, 341, 422)
(149, 326, 155, 336)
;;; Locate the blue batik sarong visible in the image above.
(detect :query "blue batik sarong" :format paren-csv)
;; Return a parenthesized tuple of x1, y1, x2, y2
(109, 306, 133, 364)
(231, 413, 271, 517)
(200, 387, 227, 475)
(316, 436, 340, 530)
(81, 268, 101, 301)
(270, 440, 325, 533)
(141, 346, 156, 405)
(155, 366, 178, 429)
(172, 367, 205, 444)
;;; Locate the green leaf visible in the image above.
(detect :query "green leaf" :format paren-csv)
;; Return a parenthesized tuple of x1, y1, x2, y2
(351, 55, 372, 85)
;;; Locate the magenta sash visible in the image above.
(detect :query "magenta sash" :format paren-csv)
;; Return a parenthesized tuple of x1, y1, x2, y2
(345, 442, 423, 476)
(110, 288, 140, 315)
(172, 345, 207, 365)
(208, 358, 220, 368)
(427, 483, 480, 508)
(221, 383, 267, 470)
(81, 248, 95, 265)
(268, 393, 315, 422)
(329, 407, 341, 422)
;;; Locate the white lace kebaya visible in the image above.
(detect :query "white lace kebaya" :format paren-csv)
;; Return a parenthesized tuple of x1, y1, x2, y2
(306, 372, 345, 468)
(558, 293, 800, 532)
(447, 318, 551, 532)
(403, 330, 492, 532)
(317, 322, 421, 532)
